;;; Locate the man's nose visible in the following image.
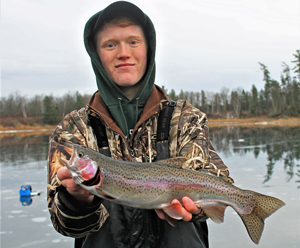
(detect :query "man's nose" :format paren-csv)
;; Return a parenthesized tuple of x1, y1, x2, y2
(117, 43, 130, 59)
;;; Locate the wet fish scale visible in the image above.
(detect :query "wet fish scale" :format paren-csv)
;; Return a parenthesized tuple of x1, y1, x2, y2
(61, 144, 285, 244)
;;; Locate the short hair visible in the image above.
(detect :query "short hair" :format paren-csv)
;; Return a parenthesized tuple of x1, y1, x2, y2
(93, 16, 147, 47)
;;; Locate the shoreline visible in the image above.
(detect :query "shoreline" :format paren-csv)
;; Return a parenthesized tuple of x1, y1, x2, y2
(208, 117, 300, 127)
(0, 124, 56, 132)
(1, 117, 300, 134)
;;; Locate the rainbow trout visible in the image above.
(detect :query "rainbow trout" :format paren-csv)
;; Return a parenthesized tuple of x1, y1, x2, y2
(60, 144, 285, 244)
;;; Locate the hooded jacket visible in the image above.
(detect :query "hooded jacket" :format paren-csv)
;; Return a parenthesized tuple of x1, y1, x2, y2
(47, 2, 233, 248)
(83, 2, 156, 139)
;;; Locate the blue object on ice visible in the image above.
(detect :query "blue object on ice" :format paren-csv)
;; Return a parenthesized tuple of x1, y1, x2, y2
(20, 195, 32, 206)
(19, 185, 32, 196)
(19, 185, 41, 206)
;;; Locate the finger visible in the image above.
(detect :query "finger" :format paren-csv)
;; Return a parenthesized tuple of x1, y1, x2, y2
(170, 199, 193, 221)
(63, 178, 80, 190)
(56, 167, 94, 204)
(166, 199, 192, 222)
(182, 197, 201, 215)
(57, 166, 72, 181)
(65, 184, 95, 204)
(62, 177, 94, 200)
(179, 208, 192, 222)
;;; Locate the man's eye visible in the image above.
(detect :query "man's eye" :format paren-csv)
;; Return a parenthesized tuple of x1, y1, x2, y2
(130, 41, 138, 45)
(107, 44, 115, 48)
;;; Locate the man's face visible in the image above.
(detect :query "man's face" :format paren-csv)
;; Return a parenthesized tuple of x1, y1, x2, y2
(96, 24, 147, 88)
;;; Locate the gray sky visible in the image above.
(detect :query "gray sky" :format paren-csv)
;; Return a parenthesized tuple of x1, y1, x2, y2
(1, 0, 299, 97)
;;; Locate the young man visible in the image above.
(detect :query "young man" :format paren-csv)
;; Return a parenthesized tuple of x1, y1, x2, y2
(47, 1, 232, 247)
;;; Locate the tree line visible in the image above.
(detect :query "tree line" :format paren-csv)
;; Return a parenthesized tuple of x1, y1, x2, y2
(1, 50, 299, 124)
(0, 91, 91, 125)
(164, 50, 300, 118)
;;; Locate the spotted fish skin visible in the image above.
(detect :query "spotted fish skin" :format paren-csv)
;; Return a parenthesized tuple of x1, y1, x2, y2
(61, 144, 285, 245)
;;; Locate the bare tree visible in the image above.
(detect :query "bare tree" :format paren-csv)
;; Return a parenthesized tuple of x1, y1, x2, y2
(206, 91, 215, 113)
(231, 89, 242, 118)
(20, 96, 27, 118)
(220, 87, 229, 113)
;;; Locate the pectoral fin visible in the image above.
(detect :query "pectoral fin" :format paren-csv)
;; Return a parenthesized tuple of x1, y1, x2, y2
(162, 203, 181, 227)
(162, 201, 183, 220)
(163, 212, 178, 227)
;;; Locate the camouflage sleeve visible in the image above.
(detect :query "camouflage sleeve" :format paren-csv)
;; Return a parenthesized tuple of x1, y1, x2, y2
(47, 108, 109, 238)
(169, 100, 234, 222)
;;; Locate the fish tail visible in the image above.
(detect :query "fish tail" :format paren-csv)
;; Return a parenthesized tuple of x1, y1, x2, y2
(238, 191, 285, 244)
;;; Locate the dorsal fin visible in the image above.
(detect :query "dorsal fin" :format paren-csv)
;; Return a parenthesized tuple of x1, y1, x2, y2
(155, 157, 187, 169)
(220, 176, 234, 184)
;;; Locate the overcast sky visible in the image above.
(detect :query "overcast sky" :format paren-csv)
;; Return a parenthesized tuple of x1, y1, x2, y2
(1, 0, 299, 98)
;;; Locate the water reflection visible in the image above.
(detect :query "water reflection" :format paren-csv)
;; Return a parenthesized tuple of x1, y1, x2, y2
(209, 126, 300, 188)
(1, 128, 300, 188)
(0, 134, 50, 168)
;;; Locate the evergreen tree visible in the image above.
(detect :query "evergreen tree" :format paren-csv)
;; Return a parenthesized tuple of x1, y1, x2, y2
(178, 89, 185, 100)
(291, 49, 300, 81)
(289, 79, 300, 116)
(42, 95, 60, 125)
(61, 92, 76, 117)
(281, 62, 291, 85)
(26, 95, 44, 117)
(74, 91, 86, 110)
(201, 90, 206, 112)
(280, 63, 291, 114)
(250, 85, 259, 116)
(259, 90, 266, 114)
(189, 91, 194, 105)
(161, 85, 168, 95)
(168, 89, 178, 101)
(259, 63, 272, 110)
(1, 93, 23, 117)
(269, 80, 281, 116)
(241, 90, 250, 112)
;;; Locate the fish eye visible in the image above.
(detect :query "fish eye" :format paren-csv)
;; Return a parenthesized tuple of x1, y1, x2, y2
(78, 151, 85, 158)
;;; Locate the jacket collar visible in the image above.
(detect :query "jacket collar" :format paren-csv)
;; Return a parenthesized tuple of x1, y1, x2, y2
(87, 84, 169, 140)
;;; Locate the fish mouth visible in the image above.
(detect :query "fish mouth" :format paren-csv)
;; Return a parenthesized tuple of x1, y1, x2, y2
(82, 168, 101, 187)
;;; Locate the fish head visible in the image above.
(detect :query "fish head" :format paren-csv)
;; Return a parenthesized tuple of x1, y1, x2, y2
(60, 145, 99, 185)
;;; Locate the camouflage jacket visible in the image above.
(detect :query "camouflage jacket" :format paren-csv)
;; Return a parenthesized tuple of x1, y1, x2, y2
(47, 86, 232, 246)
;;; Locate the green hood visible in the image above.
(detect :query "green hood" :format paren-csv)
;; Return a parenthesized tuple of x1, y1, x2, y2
(83, 3, 156, 139)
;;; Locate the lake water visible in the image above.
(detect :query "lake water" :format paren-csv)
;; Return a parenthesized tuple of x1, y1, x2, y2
(0, 126, 299, 248)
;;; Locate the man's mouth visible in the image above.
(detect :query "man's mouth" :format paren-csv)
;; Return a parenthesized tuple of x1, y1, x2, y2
(115, 63, 134, 69)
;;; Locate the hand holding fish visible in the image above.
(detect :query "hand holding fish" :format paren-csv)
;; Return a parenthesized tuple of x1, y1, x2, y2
(155, 197, 201, 222)
(57, 166, 94, 204)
